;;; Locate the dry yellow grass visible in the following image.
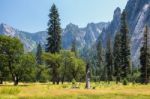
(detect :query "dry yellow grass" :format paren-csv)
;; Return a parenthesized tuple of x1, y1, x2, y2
(0, 82, 150, 99)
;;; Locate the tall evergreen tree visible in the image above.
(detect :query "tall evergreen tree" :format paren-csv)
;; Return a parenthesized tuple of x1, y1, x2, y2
(120, 10, 131, 80)
(46, 4, 62, 84)
(96, 38, 104, 81)
(36, 43, 45, 82)
(105, 35, 113, 82)
(71, 39, 77, 57)
(140, 26, 150, 84)
(46, 4, 61, 53)
(113, 32, 122, 83)
(96, 39, 103, 68)
(36, 43, 42, 65)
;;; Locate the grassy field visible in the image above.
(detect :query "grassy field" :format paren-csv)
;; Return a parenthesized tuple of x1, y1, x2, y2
(0, 82, 150, 99)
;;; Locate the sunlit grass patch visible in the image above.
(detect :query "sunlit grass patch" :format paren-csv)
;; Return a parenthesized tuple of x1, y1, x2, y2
(0, 87, 20, 95)
(0, 82, 150, 99)
(18, 94, 150, 99)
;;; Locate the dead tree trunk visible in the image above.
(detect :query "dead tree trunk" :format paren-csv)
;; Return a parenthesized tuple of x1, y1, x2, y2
(14, 76, 19, 86)
(0, 77, 3, 84)
(85, 63, 90, 89)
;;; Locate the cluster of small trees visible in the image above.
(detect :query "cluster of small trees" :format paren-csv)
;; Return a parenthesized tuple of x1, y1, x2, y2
(0, 35, 85, 85)
(37, 46, 85, 84)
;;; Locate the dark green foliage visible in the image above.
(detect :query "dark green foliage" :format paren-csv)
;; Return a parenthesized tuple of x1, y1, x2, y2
(72, 78, 76, 85)
(0, 36, 35, 85)
(105, 36, 114, 82)
(43, 51, 85, 84)
(0, 36, 37, 85)
(113, 32, 122, 83)
(19, 53, 36, 82)
(36, 65, 50, 83)
(123, 78, 128, 85)
(46, 4, 61, 53)
(45, 4, 62, 84)
(60, 50, 85, 82)
(140, 26, 150, 84)
(96, 39, 105, 81)
(120, 10, 131, 80)
(43, 53, 61, 84)
(72, 78, 77, 88)
(0, 36, 24, 85)
(0, 50, 9, 84)
(97, 39, 103, 65)
(36, 43, 43, 65)
(71, 39, 77, 57)
(35, 43, 49, 82)
(131, 68, 141, 83)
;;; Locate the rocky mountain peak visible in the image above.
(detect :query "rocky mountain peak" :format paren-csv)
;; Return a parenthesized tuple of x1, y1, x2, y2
(113, 7, 121, 19)
(100, 7, 121, 47)
(98, 0, 150, 66)
(65, 23, 78, 30)
(0, 23, 16, 36)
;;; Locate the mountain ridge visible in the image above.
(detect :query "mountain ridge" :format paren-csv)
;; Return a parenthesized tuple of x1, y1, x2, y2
(0, 22, 109, 52)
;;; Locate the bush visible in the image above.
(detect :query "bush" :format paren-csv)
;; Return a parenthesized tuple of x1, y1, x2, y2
(72, 79, 76, 85)
(72, 79, 76, 88)
(123, 78, 128, 85)
(62, 85, 68, 89)
(93, 86, 96, 89)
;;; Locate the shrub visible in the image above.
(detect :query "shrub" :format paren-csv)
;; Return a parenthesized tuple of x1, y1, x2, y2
(123, 78, 128, 85)
(93, 86, 96, 89)
(72, 79, 76, 85)
(72, 79, 76, 88)
(62, 84, 68, 89)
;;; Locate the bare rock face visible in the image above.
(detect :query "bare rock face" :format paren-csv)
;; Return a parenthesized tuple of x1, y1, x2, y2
(62, 22, 109, 49)
(0, 23, 16, 37)
(0, 23, 36, 52)
(126, 0, 150, 65)
(99, 0, 150, 66)
(100, 7, 121, 47)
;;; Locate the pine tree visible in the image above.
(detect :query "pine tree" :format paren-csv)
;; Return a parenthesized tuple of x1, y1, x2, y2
(71, 39, 77, 57)
(96, 39, 103, 67)
(46, 4, 62, 84)
(36, 43, 44, 82)
(46, 4, 61, 53)
(96, 38, 104, 81)
(105, 35, 113, 82)
(36, 43, 42, 65)
(140, 26, 150, 84)
(120, 10, 131, 80)
(113, 32, 122, 83)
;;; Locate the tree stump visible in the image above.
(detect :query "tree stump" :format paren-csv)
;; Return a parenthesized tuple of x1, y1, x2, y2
(85, 63, 90, 89)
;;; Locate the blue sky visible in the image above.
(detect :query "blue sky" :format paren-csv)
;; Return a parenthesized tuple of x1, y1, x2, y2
(0, 0, 127, 32)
